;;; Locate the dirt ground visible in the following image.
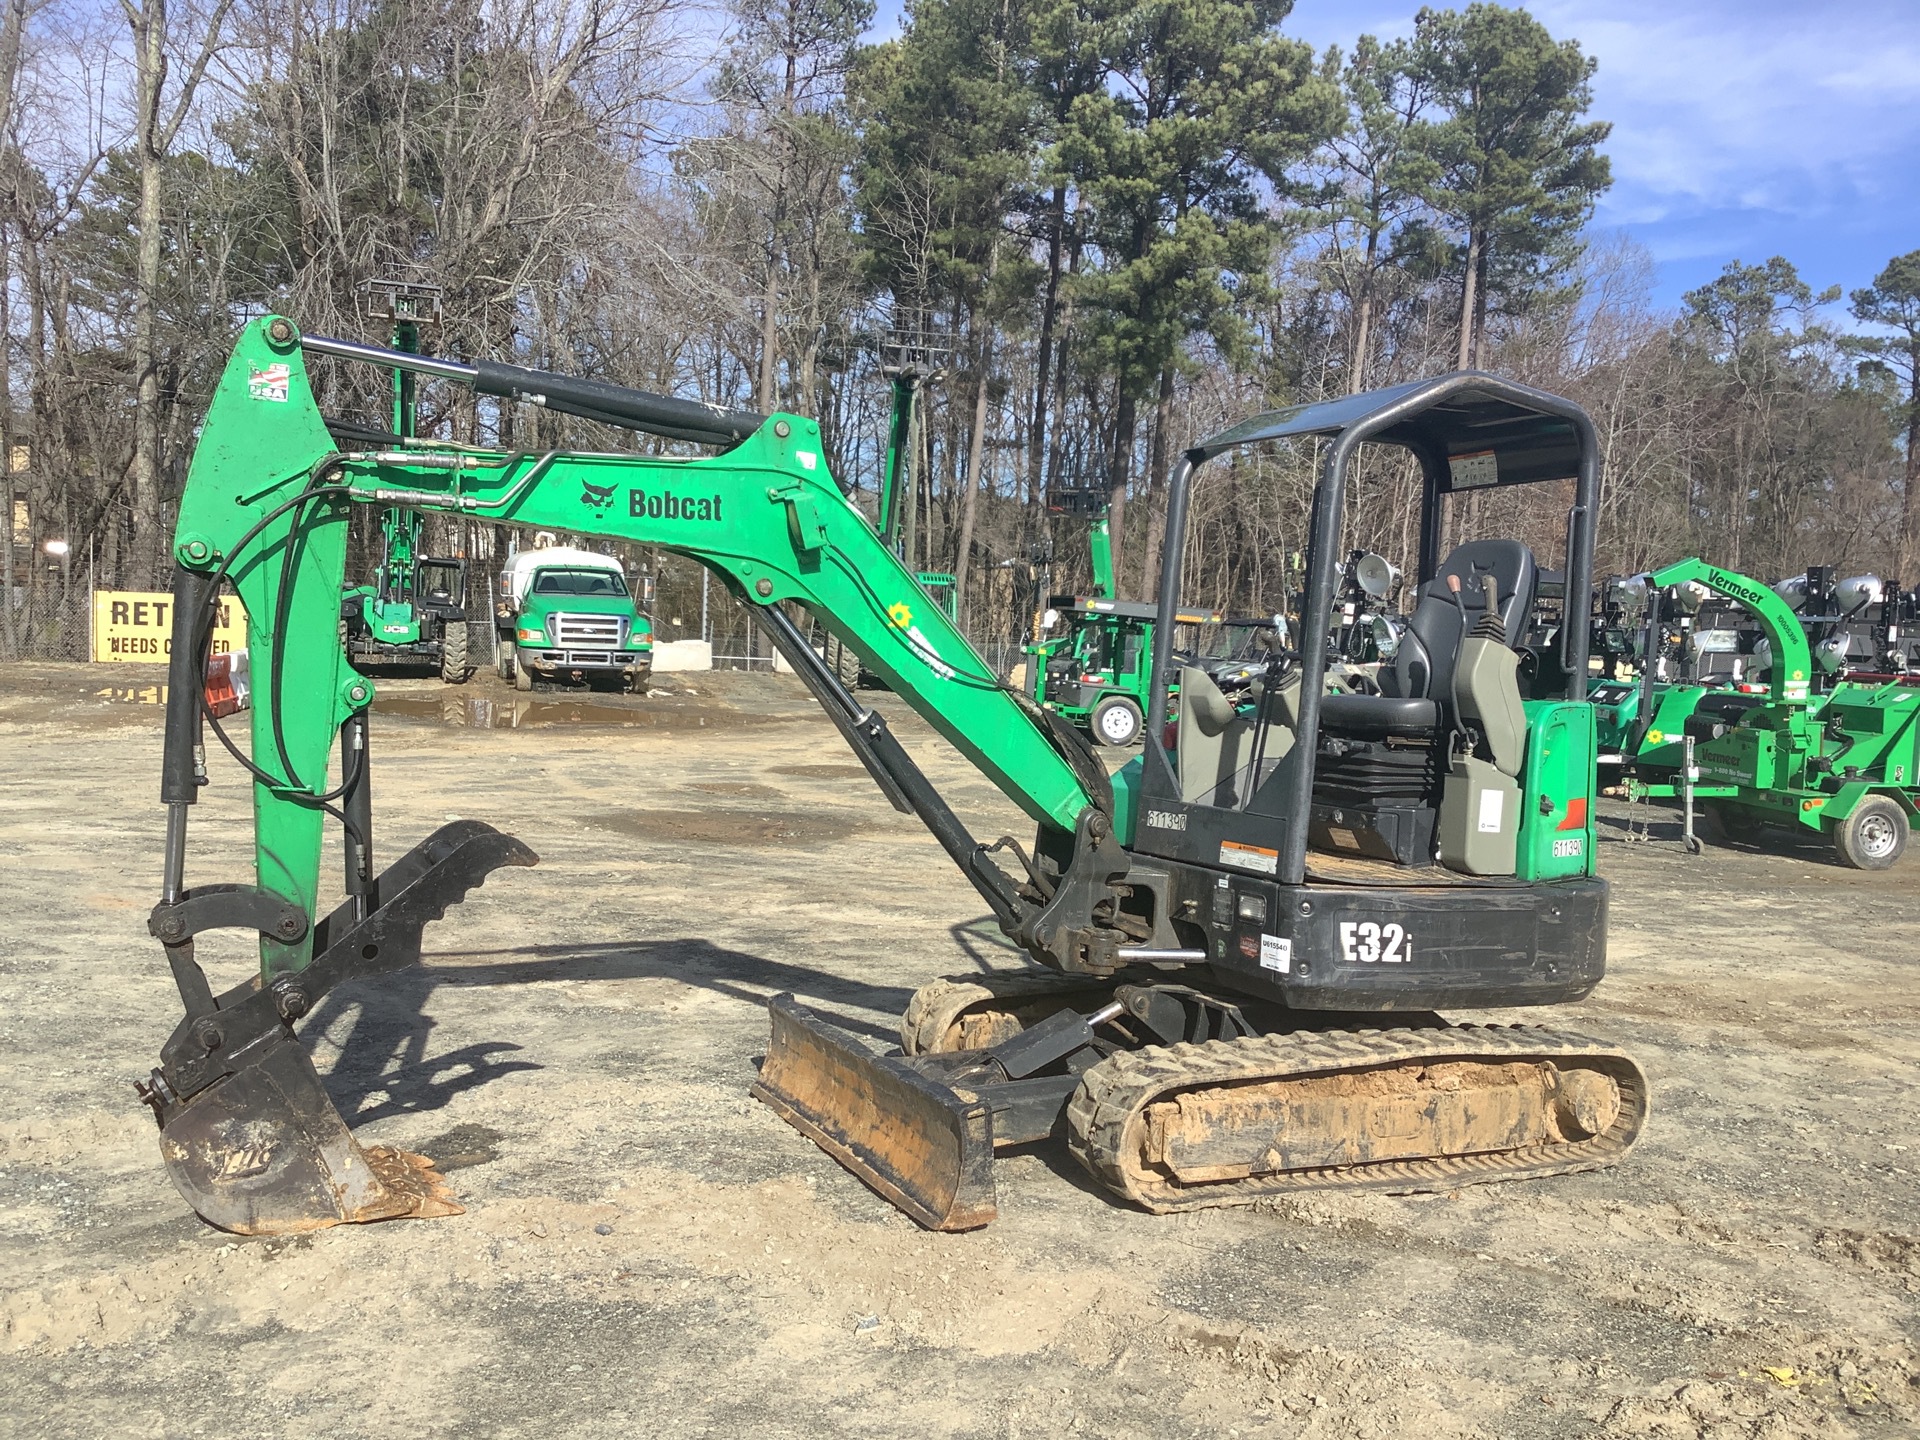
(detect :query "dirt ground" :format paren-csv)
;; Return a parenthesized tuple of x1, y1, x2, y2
(3, 659, 1918, 1439)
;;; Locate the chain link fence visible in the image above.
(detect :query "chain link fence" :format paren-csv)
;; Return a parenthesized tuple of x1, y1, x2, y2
(4, 564, 102, 662)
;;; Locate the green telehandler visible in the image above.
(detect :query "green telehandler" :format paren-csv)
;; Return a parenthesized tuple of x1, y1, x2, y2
(139, 317, 1644, 1237)
(338, 282, 473, 684)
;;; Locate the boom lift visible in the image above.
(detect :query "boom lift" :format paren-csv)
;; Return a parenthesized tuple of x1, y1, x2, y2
(141, 318, 1645, 1236)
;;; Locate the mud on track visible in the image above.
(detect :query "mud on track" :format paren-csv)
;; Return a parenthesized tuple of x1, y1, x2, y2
(2, 660, 1918, 1438)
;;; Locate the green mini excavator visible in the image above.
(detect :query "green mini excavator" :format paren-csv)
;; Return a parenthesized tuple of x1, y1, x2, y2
(140, 317, 1645, 1236)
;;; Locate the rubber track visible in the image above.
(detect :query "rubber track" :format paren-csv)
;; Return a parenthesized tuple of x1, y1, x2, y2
(1066, 1024, 1649, 1213)
(899, 971, 1111, 1055)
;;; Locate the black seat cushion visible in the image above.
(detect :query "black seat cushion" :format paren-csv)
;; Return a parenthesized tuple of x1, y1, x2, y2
(1318, 693, 1440, 739)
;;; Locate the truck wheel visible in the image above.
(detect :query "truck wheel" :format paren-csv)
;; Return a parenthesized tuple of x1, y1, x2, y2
(1833, 796, 1908, 870)
(498, 641, 516, 684)
(832, 637, 862, 689)
(625, 667, 651, 695)
(439, 624, 470, 685)
(1092, 696, 1143, 747)
(514, 654, 534, 692)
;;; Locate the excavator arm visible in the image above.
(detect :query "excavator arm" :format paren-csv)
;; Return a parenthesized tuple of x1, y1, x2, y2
(143, 317, 1132, 1234)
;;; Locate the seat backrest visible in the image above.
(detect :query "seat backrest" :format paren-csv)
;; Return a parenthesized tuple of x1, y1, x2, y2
(1380, 540, 1537, 700)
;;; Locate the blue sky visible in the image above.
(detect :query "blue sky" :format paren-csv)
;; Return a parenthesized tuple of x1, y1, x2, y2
(869, 0, 1920, 318)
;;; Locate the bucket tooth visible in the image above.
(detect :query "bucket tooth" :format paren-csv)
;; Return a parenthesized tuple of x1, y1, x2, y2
(752, 993, 998, 1231)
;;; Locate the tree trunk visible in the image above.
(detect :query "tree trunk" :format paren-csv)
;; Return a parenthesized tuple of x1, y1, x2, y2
(1901, 364, 1920, 583)
(954, 323, 993, 616)
(1106, 387, 1138, 590)
(757, 264, 780, 412)
(1027, 184, 1067, 506)
(129, 0, 167, 588)
(1349, 219, 1380, 395)
(1349, 293, 1374, 396)
(1456, 225, 1481, 370)
(1138, 365, 1176, 597)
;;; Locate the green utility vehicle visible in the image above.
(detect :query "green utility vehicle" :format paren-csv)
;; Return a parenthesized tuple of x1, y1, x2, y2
(496, 542, 652, 692)
(1025, 505, 1218, 747)
(1614, 558, 1919, 867)
(341, 508, 472, 683)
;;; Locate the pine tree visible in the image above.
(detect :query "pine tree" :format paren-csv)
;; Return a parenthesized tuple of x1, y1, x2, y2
(1405, 3, 1610, 370)
(1057, 0, 1337, 587)
(1850, 252, 1920, 580)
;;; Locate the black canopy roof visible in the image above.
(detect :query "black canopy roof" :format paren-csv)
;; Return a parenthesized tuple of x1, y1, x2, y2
(1189, 371, 1587, 490)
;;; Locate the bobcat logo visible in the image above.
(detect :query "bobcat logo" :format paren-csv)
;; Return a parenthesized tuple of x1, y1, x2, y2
(581, 479, 618, 510)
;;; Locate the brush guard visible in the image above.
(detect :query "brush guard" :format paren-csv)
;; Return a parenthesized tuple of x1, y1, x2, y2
(138, 820, 536, 1234)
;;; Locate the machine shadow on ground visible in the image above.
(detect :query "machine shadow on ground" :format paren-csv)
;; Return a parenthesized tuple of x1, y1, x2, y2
(309, 937, 920, 1125)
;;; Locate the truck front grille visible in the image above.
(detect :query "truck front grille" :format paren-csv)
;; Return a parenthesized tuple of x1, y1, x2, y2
(552, 613, 626, 648)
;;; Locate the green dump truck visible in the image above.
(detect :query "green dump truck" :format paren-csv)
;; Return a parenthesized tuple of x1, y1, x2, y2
(496, 541, 652, 692)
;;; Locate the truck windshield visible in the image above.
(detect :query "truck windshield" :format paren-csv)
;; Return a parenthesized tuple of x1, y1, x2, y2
(532, 568, 627, 597)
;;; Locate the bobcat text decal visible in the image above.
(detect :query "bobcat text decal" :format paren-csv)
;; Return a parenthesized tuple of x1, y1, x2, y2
(629, 488, 723, 522)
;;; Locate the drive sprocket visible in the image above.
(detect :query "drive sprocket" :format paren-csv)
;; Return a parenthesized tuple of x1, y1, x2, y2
(899, 970, 1117, 1055)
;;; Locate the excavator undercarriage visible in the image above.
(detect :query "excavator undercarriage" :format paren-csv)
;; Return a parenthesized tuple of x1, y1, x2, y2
(141, 317, 1646, 1236)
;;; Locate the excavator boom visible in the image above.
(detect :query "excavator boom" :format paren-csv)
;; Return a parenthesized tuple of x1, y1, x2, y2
(144, 317, 1131, 1233)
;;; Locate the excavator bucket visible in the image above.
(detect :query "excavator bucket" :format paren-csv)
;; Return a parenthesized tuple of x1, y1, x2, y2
(142, 820, 535, 1235)
(752, 993, 998, 1231)
(153, 1024, 461, 1235)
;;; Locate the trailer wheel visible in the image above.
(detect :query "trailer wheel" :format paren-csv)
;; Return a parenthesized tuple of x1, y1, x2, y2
(439, 623, 470, 685)
(1697, 801, 1760, 847)
(1833, 796, 1908, 871)
(1092, 696, 1143, 747)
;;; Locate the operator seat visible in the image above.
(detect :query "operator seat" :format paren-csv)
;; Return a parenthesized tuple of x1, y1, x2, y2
(1311, 540, 1537, 864)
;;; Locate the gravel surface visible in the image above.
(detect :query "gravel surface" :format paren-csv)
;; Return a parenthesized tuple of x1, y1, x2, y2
(2, 660, 1916, 1438)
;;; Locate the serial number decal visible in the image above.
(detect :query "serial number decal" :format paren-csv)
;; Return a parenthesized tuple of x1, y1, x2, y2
(1259, 934, 1292, 973)
(1338, 921, 1412, 965)
(1144, 809, 1188, 831)
(1550, 837, 1583, 858)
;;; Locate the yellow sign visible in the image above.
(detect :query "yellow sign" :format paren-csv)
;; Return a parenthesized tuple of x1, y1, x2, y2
(92, 590, 247, 662)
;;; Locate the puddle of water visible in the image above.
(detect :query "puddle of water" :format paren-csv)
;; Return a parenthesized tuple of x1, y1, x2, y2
(586, 808, 863, 846)
(373, 694, 763, 729)
(770, 764, 870, 780)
